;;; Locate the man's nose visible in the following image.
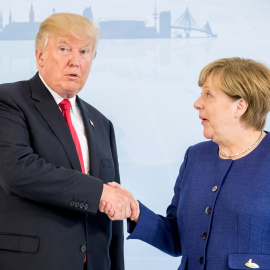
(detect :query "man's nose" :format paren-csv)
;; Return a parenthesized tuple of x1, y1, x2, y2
(69, 51, 80, 67)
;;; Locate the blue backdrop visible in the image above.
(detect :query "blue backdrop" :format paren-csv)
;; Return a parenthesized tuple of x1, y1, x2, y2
(1, 0, 270, 268)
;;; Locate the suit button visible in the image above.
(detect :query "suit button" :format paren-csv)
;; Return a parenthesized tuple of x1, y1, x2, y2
(200, 257, 204, 264)
(80, 203, 84, 209)
(75, 202, 80, 208)
(205, 207, 212, 215)
(212, 186, 218, 192)
(201, 232, 207, 240)
(70, 201, 75, 207)
(80, 245, 87, 253)
(84, 204, 89, 210)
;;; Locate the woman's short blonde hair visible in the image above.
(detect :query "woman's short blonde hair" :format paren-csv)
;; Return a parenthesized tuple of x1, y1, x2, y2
(35, 13, 99, 57)
(198, 57, 270, 130)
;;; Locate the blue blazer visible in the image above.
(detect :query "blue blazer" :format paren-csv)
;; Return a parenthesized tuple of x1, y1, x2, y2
(128, 132, 270, 270)
(0, 73, 124, 270)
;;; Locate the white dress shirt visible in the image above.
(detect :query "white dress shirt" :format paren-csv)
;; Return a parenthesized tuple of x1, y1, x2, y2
(39, 74, 90, 174)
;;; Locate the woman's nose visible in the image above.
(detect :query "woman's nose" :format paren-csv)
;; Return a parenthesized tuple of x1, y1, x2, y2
(194, 96, 203, 110)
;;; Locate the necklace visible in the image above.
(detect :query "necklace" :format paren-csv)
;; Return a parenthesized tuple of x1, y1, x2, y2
(219, 130, 264, 158)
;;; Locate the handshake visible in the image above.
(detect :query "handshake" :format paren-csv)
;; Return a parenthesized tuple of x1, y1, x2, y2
(99, 182, 140, 222)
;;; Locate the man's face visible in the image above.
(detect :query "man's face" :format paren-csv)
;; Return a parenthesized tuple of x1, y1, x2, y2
(36, 35, 93, 98)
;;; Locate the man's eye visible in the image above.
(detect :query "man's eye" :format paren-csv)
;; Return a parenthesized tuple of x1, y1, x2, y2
(60, 47, 67, 52)
(206, 93, 211, 97)
(81, 50, 88, 54)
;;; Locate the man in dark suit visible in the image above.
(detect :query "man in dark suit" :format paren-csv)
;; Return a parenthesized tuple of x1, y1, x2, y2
(0, 13, 138, 270)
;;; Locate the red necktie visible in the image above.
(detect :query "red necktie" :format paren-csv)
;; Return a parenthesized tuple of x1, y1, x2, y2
(59, 99, 87, 263)
(58, 99, 85, 174)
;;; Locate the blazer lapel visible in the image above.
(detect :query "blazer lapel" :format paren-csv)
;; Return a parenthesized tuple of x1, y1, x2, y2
(29, 73, 82, 172)
(76, 97, 99, 177)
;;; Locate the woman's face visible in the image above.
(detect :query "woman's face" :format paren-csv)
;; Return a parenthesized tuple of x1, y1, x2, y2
(194, 77, 239, 143)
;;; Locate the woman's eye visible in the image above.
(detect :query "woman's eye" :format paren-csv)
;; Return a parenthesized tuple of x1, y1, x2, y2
(206, 93, 211, 97)
(81, 50, 88, 55)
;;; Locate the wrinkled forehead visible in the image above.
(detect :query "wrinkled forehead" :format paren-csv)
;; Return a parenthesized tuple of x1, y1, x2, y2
(45, 34, 93, 48)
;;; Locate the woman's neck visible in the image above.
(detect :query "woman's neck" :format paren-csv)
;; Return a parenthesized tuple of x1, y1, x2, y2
(217, 128, 265, 160)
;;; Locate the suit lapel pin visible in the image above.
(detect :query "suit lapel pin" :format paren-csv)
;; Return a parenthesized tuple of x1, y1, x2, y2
(245, 259, 259, 268)
(89, 119, 94, 127)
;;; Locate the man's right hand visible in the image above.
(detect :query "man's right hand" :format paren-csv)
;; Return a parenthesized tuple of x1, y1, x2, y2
(99, 182, 139, 221)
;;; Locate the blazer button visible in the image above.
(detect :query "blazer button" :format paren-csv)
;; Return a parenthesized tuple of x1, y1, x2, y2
(75, 202, 80, 208)
(84, 204, 89, 210)
(199, 257, 204, 264)
(212, 186, 218, 192)
(80, 245, 87, 253)
(205, 207, 212, 215)
(80, 203, 84, 209)
(70, 201, 75, 207)
(201, 232, 207, 240)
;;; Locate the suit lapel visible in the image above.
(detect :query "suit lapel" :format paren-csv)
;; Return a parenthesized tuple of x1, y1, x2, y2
(76, 97, 99, 177)
(29, 73, 82, 172)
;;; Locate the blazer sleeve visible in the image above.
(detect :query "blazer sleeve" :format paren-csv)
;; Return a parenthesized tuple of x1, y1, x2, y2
(0, 88, 103, 215)
(108, 121, 125, 270)
(126, 147, 191, 257)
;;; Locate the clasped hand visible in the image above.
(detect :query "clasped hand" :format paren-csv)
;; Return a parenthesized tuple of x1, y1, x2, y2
(99, 182, 140, 221)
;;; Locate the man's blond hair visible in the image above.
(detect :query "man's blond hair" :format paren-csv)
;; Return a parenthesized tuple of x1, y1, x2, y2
(35, 13, 99, 57)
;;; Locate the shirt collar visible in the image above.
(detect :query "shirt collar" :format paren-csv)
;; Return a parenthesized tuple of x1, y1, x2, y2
(39, 73, 78, 114)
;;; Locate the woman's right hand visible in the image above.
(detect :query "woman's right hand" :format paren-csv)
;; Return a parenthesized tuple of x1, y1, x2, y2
(99, 182, 140, 222)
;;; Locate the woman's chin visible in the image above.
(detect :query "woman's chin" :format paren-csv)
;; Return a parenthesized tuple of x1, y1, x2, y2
(203, 130, 214, 140)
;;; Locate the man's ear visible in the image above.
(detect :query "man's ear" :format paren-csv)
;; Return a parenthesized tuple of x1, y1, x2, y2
(35, 49, 44, 68)
(235, 98, 248, 118)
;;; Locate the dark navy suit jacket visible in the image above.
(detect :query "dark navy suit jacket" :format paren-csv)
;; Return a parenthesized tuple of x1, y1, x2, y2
(0, 73, 124, 270)
(128, 132, 270, 270)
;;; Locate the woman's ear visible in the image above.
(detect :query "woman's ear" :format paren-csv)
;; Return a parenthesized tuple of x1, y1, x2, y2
(235, 98, 248, 118)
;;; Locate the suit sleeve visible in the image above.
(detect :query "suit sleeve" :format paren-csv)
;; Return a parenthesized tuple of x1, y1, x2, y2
(108, 121, 125, 270)
(0, 89, 103, 214)
(126, 148, 191, 257)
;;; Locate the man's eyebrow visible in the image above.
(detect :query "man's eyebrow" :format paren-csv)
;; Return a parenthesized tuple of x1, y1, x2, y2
(57, 40, 70, 45)
(82, 42, 92, 48)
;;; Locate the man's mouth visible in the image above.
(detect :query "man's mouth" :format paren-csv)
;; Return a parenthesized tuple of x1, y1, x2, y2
(66, 74, 79, 79)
